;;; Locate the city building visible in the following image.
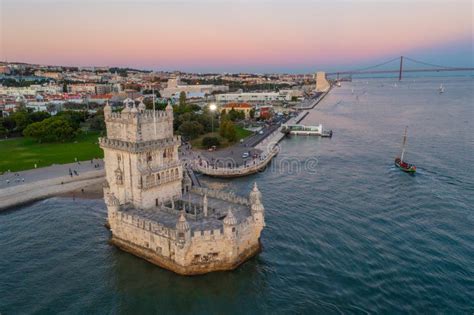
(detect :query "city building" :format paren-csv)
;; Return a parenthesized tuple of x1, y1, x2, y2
(67, 84, 96, 94)
(95, 84, 113, 95)
(256, 105, 273, 120)
(100, 101, 265, 275)
(216, 91, 289, 103)
(220, 102, 253, 119)
(160, 77, 229, 98)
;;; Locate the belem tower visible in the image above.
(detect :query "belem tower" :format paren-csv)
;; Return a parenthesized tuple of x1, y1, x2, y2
(99, 100, 266, 275)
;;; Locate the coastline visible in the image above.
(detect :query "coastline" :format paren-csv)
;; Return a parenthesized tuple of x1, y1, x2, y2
(0, 169, 105, 211)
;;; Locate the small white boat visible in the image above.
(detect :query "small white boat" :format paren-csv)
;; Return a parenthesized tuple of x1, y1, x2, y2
(439, 84, 445, 93)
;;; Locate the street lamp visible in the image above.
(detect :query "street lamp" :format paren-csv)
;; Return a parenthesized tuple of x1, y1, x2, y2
(209, 103, 217, 133)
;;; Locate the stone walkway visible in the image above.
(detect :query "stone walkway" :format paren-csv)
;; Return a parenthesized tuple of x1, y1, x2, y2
(0, 160, 105, 211)
(0, 159, 104, 188)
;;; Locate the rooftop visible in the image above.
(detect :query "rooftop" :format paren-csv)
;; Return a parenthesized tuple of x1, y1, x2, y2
(121, 191, 250, 231)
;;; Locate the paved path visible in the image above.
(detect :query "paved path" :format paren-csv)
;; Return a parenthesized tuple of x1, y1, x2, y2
(0, 160, 105, 211)
(0, 159, 104, 189)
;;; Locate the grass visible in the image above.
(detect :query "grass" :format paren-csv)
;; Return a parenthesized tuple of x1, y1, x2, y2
(190, 126, 253, 150)
(0, 131, 103, 173)
(236, 125, 253, 139)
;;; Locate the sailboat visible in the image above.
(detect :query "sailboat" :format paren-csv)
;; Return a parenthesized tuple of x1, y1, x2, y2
(395, 127, 416, 173)
(439, 84, 445, 94)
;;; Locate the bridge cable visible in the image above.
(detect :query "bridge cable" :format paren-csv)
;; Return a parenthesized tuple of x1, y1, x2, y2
(403, 56, 459, 69)
(346, 57, 401, 73)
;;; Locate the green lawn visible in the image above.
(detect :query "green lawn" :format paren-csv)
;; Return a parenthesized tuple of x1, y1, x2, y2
(190, 126, 253, 149)
(236, 125, 253, 139)
(0, 132, 103, 172)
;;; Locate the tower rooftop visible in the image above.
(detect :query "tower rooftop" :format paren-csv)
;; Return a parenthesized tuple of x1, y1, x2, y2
(121, 191, 250, 232)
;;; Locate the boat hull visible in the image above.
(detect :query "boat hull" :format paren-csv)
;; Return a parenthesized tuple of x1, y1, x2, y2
(394, 158, 416, 173)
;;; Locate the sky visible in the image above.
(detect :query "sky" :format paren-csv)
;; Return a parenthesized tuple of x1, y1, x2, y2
(1, 0, 473, 73)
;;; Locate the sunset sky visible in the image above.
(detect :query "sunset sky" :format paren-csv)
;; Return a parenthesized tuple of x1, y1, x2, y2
(1, 0, 472, 73)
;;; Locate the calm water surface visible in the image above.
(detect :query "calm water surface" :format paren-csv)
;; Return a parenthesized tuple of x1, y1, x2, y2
(1, 77, 473, 314)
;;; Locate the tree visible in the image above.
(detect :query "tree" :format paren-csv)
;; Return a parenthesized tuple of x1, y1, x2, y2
(179, 91, 186, 107)
(226, 109, 244, 121)
(47, 103, 56, 114)
(219, 118, 237, 141)
(23, 116, 78, 142)
(11, 111, 30, 133)
(225, 120, 237, 142)
(202, 136, 220, 148)
(177, 121, 204, 140)
(56, 110, 86, 129)
(0, 123, 7, 138)
(29, 111, 50, 123)
(249, 108, 256, 119)
(144, 98, 167, 110)
(1, 116, 16, 133)
(219, 120, 228, 138)
(89, 112, 105, 132)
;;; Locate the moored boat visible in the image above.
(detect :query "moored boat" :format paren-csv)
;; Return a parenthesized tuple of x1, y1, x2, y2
(282, 123, 333, 137)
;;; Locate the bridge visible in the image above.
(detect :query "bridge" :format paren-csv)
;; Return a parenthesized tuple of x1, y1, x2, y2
(327, 56, 474, 80)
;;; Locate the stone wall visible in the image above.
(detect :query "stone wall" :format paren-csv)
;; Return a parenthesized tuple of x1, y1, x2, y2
(105, 110, 174, 142)
(108, 205, 263, 275)
(102, 107, 182, 208)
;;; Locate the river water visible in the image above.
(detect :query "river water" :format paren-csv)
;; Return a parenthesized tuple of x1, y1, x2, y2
(1, 77, 473, 314)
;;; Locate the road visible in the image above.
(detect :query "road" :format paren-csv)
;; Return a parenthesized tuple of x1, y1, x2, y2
(190, 115, 293, 168)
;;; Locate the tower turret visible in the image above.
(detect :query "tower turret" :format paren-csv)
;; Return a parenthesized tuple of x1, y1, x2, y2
(249, 183, 265, 227)
(104, 101, 112, 118)
(176, 213, 191, 247)
(223, 207, 237, 240)
(249, 182, 262, 204)
(105, 193, 120, 226)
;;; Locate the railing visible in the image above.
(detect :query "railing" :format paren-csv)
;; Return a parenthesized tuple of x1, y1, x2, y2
(192, 146, 278, 177)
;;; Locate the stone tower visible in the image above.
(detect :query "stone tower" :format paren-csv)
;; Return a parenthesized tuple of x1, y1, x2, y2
(100, 100, 182, 208)
(100, 101, 266, 275)
(315, 71, 330, 92)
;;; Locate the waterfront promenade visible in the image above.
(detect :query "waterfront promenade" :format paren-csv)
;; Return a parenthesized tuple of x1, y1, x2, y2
(295, 87, 332, 110)
(192, 111, 308, 178)
(0, 161, 105, 211)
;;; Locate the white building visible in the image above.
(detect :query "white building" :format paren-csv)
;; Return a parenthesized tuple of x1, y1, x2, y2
(216, 91, 290, 103)
(0, 84, 62, 96)
(160, 77, 228, 98)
